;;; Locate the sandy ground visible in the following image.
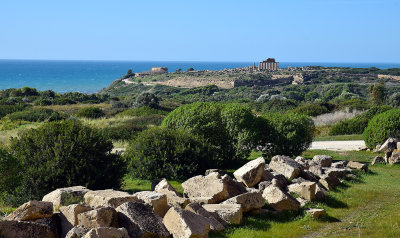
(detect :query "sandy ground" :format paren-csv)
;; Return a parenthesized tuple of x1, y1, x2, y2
(310, 140, 365, 151)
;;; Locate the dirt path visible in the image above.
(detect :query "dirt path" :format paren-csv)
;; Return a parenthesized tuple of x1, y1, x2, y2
(310, 140, 365, 151)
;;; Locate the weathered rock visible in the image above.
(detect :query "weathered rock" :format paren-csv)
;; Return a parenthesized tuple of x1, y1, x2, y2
(258, 181, 272, 191)
(77, 207, 118, 229)
(182, 173, 230, 204)
(133, 191, 169, 217)
(315, 184, 327, 200)
(287, 183, 301, 194)
(347, 161, 368, 172)
(324, 168, 350, 179)
(291, 177, 308, 184)
(185, 203, 225, 232)
(42, 186, 91, 209)
(308, 164, 324, 178)
(299, 182, 316, 201)
(346, 174, 358, 180)
(166, 196, 190, 208)
(331, 161, 347, 168)
(233, 157, 265, 187)
(154, 178, 179, 197)
(312, 155, 332, 167)
(116, 202, 170, 238)
(83, 227, 129, 238)
(269, 155, 302, 180)
(6, 200, 53, 221)
(33, 215, 60, 238)
(163, 207, 210, 238)
(319, 174, 340, 190)
(221, 192, 265, 212)
(389, 152, 400, 165)
(296, 197, 308, 207)
(84, 189, 140, 208)
(261, 169, 275, 182)
(65, 226, 89, 238)
(59, 204, 92, 237)
(0, 220, 58, 238)
(205, 169, 225, 176)
(371, 156, 385, 165)
(305, 208, 327, 219)
(262, 185, 300, 211)
(270, 173, 289, 188)
(188, 197, 215, 205)
(378, 138, 397, 153)
(295, 156, 309, 169)
(221, 174, 247, 198)
(299, 170, 319, 182)
(202, 204, 243, 225)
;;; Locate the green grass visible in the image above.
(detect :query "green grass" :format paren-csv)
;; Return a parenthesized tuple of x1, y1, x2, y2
(313, 134, 364, 141)
(122, 177, 184, 195)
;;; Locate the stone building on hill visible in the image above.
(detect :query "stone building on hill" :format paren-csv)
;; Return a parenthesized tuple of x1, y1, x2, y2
(258, 58, 279, 71)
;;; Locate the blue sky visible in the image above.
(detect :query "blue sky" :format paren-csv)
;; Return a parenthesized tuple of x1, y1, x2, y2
(1, 0, 399, 62)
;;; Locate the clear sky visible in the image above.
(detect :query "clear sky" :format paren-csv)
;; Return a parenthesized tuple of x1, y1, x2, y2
(1, 0, 399, 62)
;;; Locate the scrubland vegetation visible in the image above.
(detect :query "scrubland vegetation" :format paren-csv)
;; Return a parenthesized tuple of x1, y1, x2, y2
(0, 67, 400, 236)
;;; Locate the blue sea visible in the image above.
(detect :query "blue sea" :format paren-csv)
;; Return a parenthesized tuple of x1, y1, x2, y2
(0, 60, 399, 94)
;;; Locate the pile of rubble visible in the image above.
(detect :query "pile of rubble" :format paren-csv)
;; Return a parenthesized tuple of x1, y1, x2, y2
(0, 154, 368, 238)
(371, 138, 400, 165)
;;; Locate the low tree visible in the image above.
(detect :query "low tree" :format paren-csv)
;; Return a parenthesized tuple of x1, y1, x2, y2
(368, 82, 386, 105)
(134, 93, 159, 109)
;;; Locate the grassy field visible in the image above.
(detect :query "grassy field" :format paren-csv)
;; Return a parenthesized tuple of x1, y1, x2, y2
(121, 150, 400, 238)
(313, 134, 364, 141)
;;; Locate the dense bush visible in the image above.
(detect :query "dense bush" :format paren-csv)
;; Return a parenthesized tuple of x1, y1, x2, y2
(76, 107, 105, 119)
(388, 93, 400, 107)
(100, 123, 145, 141)
(363, 109, 400, 148)
(6, 120, 124, 201)
(291, 103, 333, 117)
(124, 127, 213, 180)
(7, 108, 64, 122)
(261, 98, 298, 113)
(0, 149, 21, 200)
(329, 106, 392, 136)
(0, 104, 28, 118)
(116, 106, 168, 117)
(162, 102, 272, 167)
(134, 93, 159, 109)
(262, 113, 315, 157)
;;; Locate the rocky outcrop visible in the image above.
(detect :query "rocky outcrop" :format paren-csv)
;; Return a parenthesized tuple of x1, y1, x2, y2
(77, 207, 118, 229)
(221, 192, 265, 212)
(132, 191, 169, 217)
(116, 202, 170, 238)
(347, 161, 368, 172)
(83, 227, 129, 238)
(163, 207, 211, 238)
(6, 201, 53, 221)
(0, 220, 58, 238)
(59, 204, 92, 237)
(233, 157, 265, 187)
(42, 186, 91, 209)
(262, 185, 300, 211)
(319, 174, 340, 190)
(84, 190, 140, 208)
(311, 155, 332, 167)
(185, 203, 225, 232)
(65, 226, 89, 238)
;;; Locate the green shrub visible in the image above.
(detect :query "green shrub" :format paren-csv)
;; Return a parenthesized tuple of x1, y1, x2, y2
(329, 106, 392, 136)
(262, 99, 298, 113)
(76, 107, 105, 119)
(100, 123, 145, 141)
(7, 120, 125, 201)
(0, 149, 21, 198)
(262, 113, 315, 157)
(363, 109, 400, 148)
(116, 106, 168, 117)
(162, 102, 270, 167)
(7, 108, 64, 122)
(134, 93, 159, 109)
(291, 102, 333, 117)
(0, 104, 28, 118)
(124, 127, 213, 180)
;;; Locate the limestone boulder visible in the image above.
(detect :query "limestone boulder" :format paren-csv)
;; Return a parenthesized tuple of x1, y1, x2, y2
(166, 196, 190, 208)
(315, 184, 327, 200)
(33, 215, 60, 238)
(83, 227, 129, 238)
(295, 156, 309, 169)
(116, 202, 170, 238)
(389, 152, 400, 165)
(202, 204, 243, 225)
(299, 182, 316, 201)
(311, 155, 332, 167)
(262, 185, 300, 211)
(42, 186, 91, 209)
(371, 156, 385, 165)
(270, 173, 289, 188)
(331, 161, 347, 168)
(0, 220, 58, 238)
(319, 174, 340, 190)
(268, 155, 302, 180)
(189, 197, 215, 205)
(258, 181, 272, 191)
(65, 226, 89, 238)
(6, 200, 53, 221)
(296, 197, 308, 207)
(59, 204, 92, 237)
(181, 172, 230, 204)
(305, 208, 327, 219)
(299, 170, 319, 182)
(163, 207, 210, 238)
(77, 207, 118, 229)
(221, 192, 265, 212)
(84, 189, 140, 208)
(185, 203, 225, 232)
(154, 178, 179, 197)
(205, 169, 225, 176)
(260, 169, 275, 182)
(221, 174, 247, 198)
(324, 168, 350, 179)
(378, 138, 397, 153)
(308, 164, 324, 178)
(233, 157, 265, 187)
(347, 161, 368, 172)
(132, 191, 169, 217)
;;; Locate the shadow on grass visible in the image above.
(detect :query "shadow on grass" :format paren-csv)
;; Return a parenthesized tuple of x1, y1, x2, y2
(320, 195, 349, 209)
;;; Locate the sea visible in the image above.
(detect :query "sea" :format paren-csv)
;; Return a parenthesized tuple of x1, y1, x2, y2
(0, 60, 399, 94)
